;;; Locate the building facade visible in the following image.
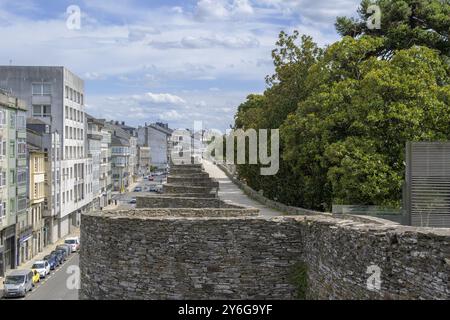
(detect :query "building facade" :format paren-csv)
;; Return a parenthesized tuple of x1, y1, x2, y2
(27, 129, 46, 259)
(26, 119, 59, 248)
(137, 146, 151, 175)
(137, 123, 172, 169)
(99, 126, 112, 208)
(0, 89, 26, 276)
(0, 66, 93, 242)
(86, 115, 103, 210)
(103, 121, 131, 193)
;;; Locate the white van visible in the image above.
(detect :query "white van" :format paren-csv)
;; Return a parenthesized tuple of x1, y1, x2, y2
(64, 237, 80, 252)
(3, 270, 34, 298)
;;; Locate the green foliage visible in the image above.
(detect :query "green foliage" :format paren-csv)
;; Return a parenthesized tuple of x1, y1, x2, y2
(233, 0, 450, 211)
(335, 0, 450, 57)
(289, 262, 309, 300)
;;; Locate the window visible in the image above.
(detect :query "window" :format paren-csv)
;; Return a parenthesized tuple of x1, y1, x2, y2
(65, 106, 69, 119)
(0, 201, 6, 218)
(0, 110, 6, 126)
(32, 105, 51, 117)
(81, 94, 84, 105)
(10, 170, 15, 184)
(0, 140, 6, 157)
(77, 92, 80, 104)
(0, 171, 6, 187)
(17, 138, 26, 158)
(10, 113, 15, 128)
(17, 170, 27, 185)
(18, 197, 27, 211)
(9, 141, 14, 158)
(32, 83, 51, 95)
(16, 115, 25, 129)
(10, 198, 15, 212)
(70, 88, 73, 101)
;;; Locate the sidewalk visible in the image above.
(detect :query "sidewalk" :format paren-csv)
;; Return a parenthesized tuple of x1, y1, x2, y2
(0, 228, 80, 297)
(127, 178, 141, 193)
(202, 159, 281, 217)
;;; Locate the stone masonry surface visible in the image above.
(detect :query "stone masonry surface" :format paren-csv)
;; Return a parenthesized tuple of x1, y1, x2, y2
(136, 196, 244, 209)
(80, 163, 450, 300)
(80, 210, 450, 300)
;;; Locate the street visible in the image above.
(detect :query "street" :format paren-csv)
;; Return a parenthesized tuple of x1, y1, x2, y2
(1, 253, 80, 301)
(1, 166, 273, 301)
(112, 175, 166, 209)
(25, 254, 79, 300)
(1, 176, 164, 300)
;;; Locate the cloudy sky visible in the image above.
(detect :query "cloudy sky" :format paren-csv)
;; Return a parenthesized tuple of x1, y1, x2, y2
(0, 0, 360, 130)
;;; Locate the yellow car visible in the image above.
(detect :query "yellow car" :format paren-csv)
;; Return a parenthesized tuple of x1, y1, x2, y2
(31, 269, 40, 285)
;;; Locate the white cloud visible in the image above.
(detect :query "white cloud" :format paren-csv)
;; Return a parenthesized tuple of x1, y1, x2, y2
(159, 110, 183, 120)
(195, 0, 254, 21)
(0, 0, 356, 130)
(232, 0, 254, 16)
(195, 0, 230, 20)
(171, 6, 184, 14)
(132, 92, 186, 105)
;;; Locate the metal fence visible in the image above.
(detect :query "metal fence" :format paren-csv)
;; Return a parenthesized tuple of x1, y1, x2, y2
(332, 205, 405, 224)
(405, 142, 450, 228)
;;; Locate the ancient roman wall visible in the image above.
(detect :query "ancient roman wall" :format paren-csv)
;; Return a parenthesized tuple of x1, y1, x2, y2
(80, 210, 450, 300)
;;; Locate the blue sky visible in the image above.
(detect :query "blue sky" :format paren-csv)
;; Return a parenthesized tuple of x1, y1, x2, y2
(0, 0, 360, 130)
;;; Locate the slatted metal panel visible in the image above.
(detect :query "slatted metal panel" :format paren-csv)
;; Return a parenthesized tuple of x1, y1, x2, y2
(406, 142, 450, 227)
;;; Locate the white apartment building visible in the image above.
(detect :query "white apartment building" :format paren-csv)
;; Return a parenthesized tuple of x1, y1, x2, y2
(137, 123, 172, 169)
(0, 66, 93, 242)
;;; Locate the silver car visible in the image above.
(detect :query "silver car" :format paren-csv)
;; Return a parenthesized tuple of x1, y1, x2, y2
(3, 270, 34, 298)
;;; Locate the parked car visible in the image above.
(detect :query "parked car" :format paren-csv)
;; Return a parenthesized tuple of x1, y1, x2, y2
(51, 250, 64, 265)
(64, 237, 80, 252)
(148, 186, 158, 192)
(54, 248, 67, 261)
(31, 269, 40, 286)
(56, 244, 72, 256)
(148, 176, 154, 181)
(129, 198, 137, 204)
(44, 254, 59, 270)
(3, 270, 34, 298)
(155, 185, 163, 194)
(31, 261, 50, 278)
(133, 186, 142, 192)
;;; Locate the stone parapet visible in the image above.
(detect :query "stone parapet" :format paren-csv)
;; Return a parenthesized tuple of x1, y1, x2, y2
(80, 211, 450, 300)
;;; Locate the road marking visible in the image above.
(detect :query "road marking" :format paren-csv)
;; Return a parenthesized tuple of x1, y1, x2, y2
(23, 253, 78, 300)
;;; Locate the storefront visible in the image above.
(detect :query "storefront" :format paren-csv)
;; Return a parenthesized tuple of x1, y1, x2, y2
(17, 227, 33, 266)
(0, 245, 4, 277)
(2, 225, 16, 273)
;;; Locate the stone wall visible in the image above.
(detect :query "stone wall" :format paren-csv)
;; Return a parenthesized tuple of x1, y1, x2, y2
(167, 176, 219, 187)
(136, 196, 243, 209)
(163, 163, 219, 197)
(163, 184, 217, 195)
(80, 210, 450, 300)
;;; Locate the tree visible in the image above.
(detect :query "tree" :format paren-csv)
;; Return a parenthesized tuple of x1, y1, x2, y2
(335, 0, 450, 57)
(282, 37, 450, 208)
(232, 1, 450, 211)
